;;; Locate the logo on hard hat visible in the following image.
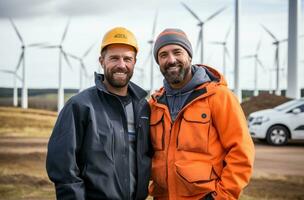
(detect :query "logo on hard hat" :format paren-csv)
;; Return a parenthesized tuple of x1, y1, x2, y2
(114, 34, 127, 39)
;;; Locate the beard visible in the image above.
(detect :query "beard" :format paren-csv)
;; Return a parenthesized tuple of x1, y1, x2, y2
(104, 67, 133, 88)
(161, 61, 190, 85)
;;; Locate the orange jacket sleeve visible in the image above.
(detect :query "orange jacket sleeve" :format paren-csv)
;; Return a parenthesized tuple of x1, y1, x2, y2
(209, 86, 255, 200)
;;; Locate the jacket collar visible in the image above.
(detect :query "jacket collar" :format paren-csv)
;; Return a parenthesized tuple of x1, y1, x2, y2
(94, 72, 147, 100)
(151, 64, 225, 105)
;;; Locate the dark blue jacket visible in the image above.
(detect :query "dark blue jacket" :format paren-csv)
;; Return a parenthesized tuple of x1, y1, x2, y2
(46, 73, 152, 200)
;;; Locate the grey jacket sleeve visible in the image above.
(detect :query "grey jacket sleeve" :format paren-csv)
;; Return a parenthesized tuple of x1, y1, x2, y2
(46, 100, 87, 200)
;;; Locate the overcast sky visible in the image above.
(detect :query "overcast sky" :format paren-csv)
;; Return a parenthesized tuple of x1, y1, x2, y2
(0, 0, 303, 91)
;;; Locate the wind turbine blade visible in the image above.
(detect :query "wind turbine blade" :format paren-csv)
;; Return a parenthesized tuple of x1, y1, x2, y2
(9, 18, 24, 44)
(261, 24, 278, 41)
(204, 6, 227, 23)
(242, 55, 254, 59)
(275, 47, 279, 64)
(224, 23, 233, 41)
(181, 2, 202, 22)
(16, 74, 22, 81)
(279, 38, 287, 43)
(83, 42, 96, 58)
(225, 46, 231, 61)
(195, 30, 202, 55)
(66, 52, 80, 60)
(81, 62, 89, 78)
(0, 69, 14, 74)
(27, 42, 50, 47)
(273, 48, 278, 68)
(81, 62, 87, 70)
(39, 45, 60, 48)
(256, 36, 262, 53)
(257, 58, 265, 69)
(152, 10, 158, 39)
(15, 51, 24, 71)
(62, 50, 73, 70)
(60, 18, 71, 44)
(209, 41, 222, 45)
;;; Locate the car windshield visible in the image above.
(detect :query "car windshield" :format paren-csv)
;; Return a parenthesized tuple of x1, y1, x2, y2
(274, 99, 301, 111)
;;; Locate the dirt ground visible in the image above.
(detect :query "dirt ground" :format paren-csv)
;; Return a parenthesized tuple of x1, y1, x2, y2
(253, 140, 304, 177)
(1, 137, 303, 176)
(0, 136, 304, 200)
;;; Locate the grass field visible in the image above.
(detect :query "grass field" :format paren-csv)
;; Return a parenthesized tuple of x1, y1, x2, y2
(0, 93, 76, 111)
(0, 107, 56, 137)
(0, 106, 303, 200)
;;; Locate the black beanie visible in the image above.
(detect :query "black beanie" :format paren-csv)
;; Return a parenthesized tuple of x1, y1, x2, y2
(153, 28, 193, 63)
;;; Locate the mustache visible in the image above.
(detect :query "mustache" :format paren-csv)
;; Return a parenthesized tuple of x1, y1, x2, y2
(164, 61, 182, 69)
(111, 68, 128, 73)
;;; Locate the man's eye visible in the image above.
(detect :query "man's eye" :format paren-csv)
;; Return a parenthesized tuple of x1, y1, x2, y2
(159, 54, 167, 58)
(124, 57, 133, 62)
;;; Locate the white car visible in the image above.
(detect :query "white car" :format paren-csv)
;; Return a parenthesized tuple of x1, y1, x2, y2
(248, 98, 304, 145)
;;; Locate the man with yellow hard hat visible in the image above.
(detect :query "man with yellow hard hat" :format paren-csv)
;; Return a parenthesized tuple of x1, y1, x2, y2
(46, 27, 152, 200)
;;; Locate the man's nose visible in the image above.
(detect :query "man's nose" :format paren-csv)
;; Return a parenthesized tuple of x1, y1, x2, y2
(117, 57, 127, 68)
(167, 53, 176, 64)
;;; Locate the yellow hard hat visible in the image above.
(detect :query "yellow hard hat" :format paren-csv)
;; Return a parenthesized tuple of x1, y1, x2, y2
(100, 27, 138, 53)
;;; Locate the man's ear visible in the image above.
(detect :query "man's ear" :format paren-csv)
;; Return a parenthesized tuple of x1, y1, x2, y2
(99, 56, 104, 69)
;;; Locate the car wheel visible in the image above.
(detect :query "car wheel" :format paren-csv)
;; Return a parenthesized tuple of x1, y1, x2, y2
(266, 125, 289, 146)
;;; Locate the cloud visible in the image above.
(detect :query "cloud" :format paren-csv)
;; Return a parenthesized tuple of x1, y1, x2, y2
(0, 0, 162, 18)
(0, 0, 53, 18)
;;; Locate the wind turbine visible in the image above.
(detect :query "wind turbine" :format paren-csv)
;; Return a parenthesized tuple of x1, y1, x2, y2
(261, 24, 287, 96)
(66, 42, 95, 92)
(144, 11, 158, 95)
(40, 19, 73, 112)
(242, 38, 265, 96)
(181, 2, 227, 64)
(9, 18, 47, 109)
(209, 24, 232, 78)
(0, 68, 22, 106)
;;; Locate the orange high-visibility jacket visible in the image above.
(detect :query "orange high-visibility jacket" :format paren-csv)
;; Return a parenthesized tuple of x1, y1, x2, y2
(149, 65, 255, 200)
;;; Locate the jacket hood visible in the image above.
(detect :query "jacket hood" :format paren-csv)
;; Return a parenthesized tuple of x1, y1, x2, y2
(151, 64, 227, 100)
(94, 72, 147, 100)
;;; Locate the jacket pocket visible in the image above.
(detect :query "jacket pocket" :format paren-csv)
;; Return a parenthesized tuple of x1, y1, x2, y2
(177, 107, 211, 153)
(150, 112, 165, 151)
(175, 161, 217, 196)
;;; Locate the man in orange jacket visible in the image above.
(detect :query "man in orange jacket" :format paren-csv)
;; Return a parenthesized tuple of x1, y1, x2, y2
(149, 28, 255, 200)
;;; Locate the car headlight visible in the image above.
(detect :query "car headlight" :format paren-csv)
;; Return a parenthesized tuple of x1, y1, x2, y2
(253, 116, 270, 125)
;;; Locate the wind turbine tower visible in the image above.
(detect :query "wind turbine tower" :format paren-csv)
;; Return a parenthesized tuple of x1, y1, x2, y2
(242, 38, 265, 96)
(209, 24, 232, 78)
(9, 19, 47, 109)
(146, 11, 158, 94)
(261, 25, 287, 96)
(40, 20, 73, 112)
(234, 0, 241, 102)
(0, 69, 22, 106)
(287, 0, 301, 99)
